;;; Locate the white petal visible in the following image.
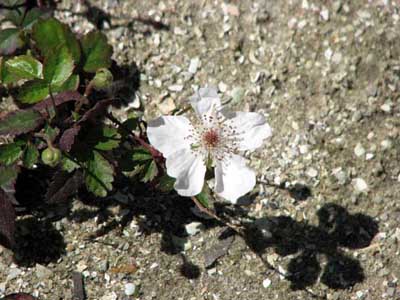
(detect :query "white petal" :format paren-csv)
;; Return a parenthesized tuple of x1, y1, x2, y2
(214, 154, 256, 203)
(147, 116, 193, 158)
(189, 87, 221, 118)
(229, 112, 272, 151)
(166, 148, 206, 197)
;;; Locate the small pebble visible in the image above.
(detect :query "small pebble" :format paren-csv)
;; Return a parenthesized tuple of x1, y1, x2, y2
(354, 143, 365, 157)
(352, 178, 369, 193)
(262, 278, 272, 288)
(306, 167, 318, 178)
(124, 283, 137, 296)
(185, 222, 204, 236)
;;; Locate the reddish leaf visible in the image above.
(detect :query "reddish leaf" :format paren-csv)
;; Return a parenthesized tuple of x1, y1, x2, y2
(33, 91, 88, 116)
(78, 98, 116, 124)
(0, 188, 16, 249)
(1, 293, 38, 300)
(59, 125, 81, 152)
(45, 170, 83, 204)
(0, 109, 43, 136)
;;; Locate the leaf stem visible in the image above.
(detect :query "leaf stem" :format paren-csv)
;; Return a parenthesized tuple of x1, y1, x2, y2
(105, 112, 162, 160)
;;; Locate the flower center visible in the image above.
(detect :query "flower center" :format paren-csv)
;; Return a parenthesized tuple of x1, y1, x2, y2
(202, 129, 220, 148)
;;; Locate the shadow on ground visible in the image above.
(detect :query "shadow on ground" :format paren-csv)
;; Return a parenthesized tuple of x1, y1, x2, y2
(243, 202, 379, 290)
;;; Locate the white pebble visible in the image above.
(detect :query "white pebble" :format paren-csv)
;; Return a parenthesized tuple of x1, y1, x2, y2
(124, 283, 137, 296)
(185, 222, 204, 236)
(188, 57, 200, 74)
(352, 178, 369, 193)
(306, 168, 318, 178)
(366, 153, 374, 160)
(324, 48, 333, 60)
(380, 103, 392, 112)
(381, 139, 392, 150)
(168, 84, 184, 92)
(320, 8, 329, 21)
(262, 278, 272, 288)
(354, 143, 365, 157)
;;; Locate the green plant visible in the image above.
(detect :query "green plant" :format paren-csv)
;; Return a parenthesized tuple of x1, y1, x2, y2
(0, 4, 168, 251)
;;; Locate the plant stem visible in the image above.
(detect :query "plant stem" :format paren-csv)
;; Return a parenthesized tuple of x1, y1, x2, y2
(105, 112, 162, 159)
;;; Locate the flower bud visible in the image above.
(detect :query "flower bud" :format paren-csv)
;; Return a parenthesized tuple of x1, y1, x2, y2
(41, 147, 61, 167)
(92, 68, 113, 90)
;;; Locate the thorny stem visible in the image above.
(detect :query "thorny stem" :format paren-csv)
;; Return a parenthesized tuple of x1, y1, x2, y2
(105, 112, 162, 160)
(191, 196, 326, 300)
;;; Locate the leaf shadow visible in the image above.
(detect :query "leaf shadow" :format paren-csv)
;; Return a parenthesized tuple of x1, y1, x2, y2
(242, 202, 379, 290)
(13, 217, 66, 267)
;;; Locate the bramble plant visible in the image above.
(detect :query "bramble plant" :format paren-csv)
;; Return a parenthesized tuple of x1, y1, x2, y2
(0, 0, 272, 289)
(0, 1, 164, 252)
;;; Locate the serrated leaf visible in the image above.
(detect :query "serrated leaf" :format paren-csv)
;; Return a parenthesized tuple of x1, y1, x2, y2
(59, 125, 81, 152)
(17, 80, 49, 103)
(85, 151, 114, 197)
(32, 18, 81, 62)
(93, 126, 121, 151)
(132, 147, 153, 162)
(0, 57, 18, 84)
(3, 7, 26, 28)
(33, 90, 87, 113)
(142, 160, 158, 183)
(0, 141, 25, 166)
(0, 188, 16, 249)
(45, 170, 83, 204)
(0, 109, 43, 136)
(5, 55, 43, 80)
(0, 165, 18, 188)
(22, 143, 38, 169)
(0, 28, 23, 56)
(81, 31, 113, 73)
(195, 191, 210, 208)
(22, 7, 49, 29)
(53, 74, 79, 92)
(158, 174, 175, 193)
(44, 46, 74, 87)
(61, 155, 79, 173)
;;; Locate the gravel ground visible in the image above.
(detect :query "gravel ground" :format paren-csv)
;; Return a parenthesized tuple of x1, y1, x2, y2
(1, 0, 400, 299)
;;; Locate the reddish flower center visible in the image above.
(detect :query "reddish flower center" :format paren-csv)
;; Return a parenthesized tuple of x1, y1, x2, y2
(202, 129, 220, 148)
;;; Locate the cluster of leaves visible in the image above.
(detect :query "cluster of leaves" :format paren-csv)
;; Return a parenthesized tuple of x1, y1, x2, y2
(0, 1, 170, 253)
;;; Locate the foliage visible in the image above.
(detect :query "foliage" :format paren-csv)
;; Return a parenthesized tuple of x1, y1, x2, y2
(0, 3, 166, 254)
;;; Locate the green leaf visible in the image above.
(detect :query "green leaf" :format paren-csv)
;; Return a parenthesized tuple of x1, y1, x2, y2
(85, 150, 114, 197)
(132, 147, 153, 162)
(5, 55, 43, 80)
(44, 46, 74, 87)
(53, 74, 79, 92)
(142, 160, 158, 183)
(22, 143, 39, 168)
(0, 109, 43, 136)
(158, 174, 175, 193)
(0, 141, 25, 166)
(81, 31, 113, 73)
(94, 126, 121, 151)
(17, 80, 49, 103)
(3, 7, 26, 27)
(32, 18, 81, 62)
(0, 57, 18, 84)
(61, 155, 80, 173)
(195, 191, 210, 208)
(22, 7, 48, 29)
(0, 28, 24, 56)
(0, 165, 18, 188)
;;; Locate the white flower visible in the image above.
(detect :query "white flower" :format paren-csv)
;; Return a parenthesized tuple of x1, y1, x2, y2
(147, 87, 272, 203)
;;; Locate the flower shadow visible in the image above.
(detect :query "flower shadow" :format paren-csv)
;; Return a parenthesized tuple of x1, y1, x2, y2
(243, 203, 378, 290)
